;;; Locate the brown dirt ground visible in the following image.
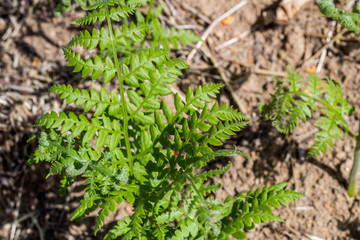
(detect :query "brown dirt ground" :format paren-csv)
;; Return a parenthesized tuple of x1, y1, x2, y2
(1, 0, 360, 239)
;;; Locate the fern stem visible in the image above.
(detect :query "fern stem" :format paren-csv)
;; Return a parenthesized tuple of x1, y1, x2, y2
(347, 121, 360, 197)
(105, 5, 133, 172)
(290, 90, 357, 139)
(186, 174, 207, 206)
(146, 0, 154, 23)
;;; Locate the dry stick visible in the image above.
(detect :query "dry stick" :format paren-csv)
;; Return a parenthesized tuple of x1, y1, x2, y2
(164, 0, 177, 16)
(215, 30, 251, 51)
(300, 28, 347, 69)
(316, 21, 336, 73)
(304, 33, 360, 41)
(180, 2, 211, 24)
(186, 0, 248, 63)
(202, 43, 248, 114)
(169, 84, 186, 103)
(231, 59, 287, 78)
(30, 214, 44, 240)
(9, 177, 25, 240)
(252, 68, 287, 77)
(315, 0, 356, 72)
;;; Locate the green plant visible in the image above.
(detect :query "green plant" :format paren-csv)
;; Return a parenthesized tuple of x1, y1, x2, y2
(259, 68, 360, 197)
(29, 1, 304, 238)
(259, 0, 360, 198)
(319, 0, 360, 33)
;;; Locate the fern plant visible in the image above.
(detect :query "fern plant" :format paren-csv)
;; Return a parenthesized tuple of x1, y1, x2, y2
(259, 0, 360, 198)
(29, 0, 304, 238)
(259, 68, 360, 197)
(319, 0, 360, 33)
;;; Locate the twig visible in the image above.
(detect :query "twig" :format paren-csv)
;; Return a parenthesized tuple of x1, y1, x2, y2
(186, 0, 248, 64)
(164, 0, 177, 16)
(30, 214, 44, 240)
(316, 21, 336, 73)
(215, 30, 251, 51)
(300, 28, 347, 69)
(202, 43, 248, 114)
(180, 2, 211, 24)
(346, 0, 357, 10)
(304, 234, 325, 240)
(169, 84, 186, 103)
(8, 84, 35, 94)
(10, 177, 25, 240)
(294, 128, 319, 142)
(189, 71, 223, 80)
(252, 68, 287, 77)
(304, 33, 360, 42)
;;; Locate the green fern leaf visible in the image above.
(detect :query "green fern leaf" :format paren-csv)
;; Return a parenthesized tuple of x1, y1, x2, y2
(63, 48, 116, 83)
(50, 84, 121, 117)
(319, 0, 360, 34)
(150, 19, 201, 52)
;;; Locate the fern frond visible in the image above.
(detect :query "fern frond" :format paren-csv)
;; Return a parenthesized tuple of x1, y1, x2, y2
(171, 83, 223, 114)
(150, 19, 201, 52)
(95, 198, 120, 235)
(223, 182, 304, 239)
(71, 196, 99, 221)
(207, 120, 248, 146)
(37, 111, 122, 149)
(55, 0, 96, 16)
(71, 4, 139, 25)
(319, 0, 360, 33)
(68, 23, 147, 50)
(86, 0, 124, 10)
(194, 163, 232, 184)
(63, 48, 116, 83)
(121, 48, 169, 87)
(71, 8, 107, 25)
(260, 68, 355, 158)
(105, 217, 131, 240)
(50, 84, 121, 117)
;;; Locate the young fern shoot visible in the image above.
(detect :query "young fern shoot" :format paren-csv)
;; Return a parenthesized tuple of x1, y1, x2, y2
(259, 69, 360, 197)
(29, 1, 304, 238)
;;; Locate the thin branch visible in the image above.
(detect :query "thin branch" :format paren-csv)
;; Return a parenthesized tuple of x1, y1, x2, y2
(202, 43, 248, 114)
(186, 0, 248, 64)
(215, 30, 252, 51)
(316, 21, 336, 73)
(300, 28, 347, 69)
(10, 177, 25, 240)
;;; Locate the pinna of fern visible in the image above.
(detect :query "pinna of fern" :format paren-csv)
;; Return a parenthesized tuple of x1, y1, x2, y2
(29, 0, 304, 239)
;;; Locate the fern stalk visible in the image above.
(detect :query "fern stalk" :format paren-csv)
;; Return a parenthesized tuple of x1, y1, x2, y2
(105, 4, 133, 172)
(146, 0, 154, 23)
(348, 122, 360, 197)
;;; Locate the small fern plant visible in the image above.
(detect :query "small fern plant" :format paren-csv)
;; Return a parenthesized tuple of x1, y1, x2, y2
(29, 1, 304, 239)
(259, 0, 360, 198)
(259, 69, 360, 197)
(319, 0, 360, 33)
